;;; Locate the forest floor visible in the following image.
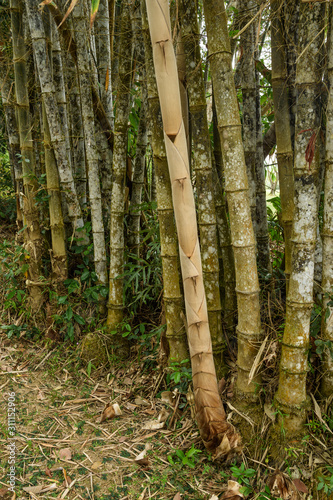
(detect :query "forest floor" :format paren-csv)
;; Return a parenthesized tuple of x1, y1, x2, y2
(1, 332, 333, 500)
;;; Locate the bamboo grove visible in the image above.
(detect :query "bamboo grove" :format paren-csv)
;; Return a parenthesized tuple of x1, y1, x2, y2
(0, 0, 333, 458)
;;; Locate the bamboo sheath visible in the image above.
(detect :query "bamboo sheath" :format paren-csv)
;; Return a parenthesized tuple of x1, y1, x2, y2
(146, 0, 241, 457)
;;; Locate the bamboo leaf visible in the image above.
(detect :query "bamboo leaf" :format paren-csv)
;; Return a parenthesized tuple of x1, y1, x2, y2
(58, 0, 79, 28)
(90, 0, 100, 28)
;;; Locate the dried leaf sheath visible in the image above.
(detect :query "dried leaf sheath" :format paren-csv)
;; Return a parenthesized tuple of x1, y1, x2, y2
(145, 0, 241, 457)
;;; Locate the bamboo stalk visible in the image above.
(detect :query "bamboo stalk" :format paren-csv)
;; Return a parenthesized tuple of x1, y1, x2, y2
(203, 0, 262, 398)
(146, 0, 241, 458)
(141, 0, 188, 363)
(275, 1, 325, 435)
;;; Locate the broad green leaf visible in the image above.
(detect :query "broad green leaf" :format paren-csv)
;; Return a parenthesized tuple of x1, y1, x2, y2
(90, 0, 100, 28)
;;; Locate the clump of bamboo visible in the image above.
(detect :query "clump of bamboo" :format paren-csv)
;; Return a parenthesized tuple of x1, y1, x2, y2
(146, 0, 241, 458)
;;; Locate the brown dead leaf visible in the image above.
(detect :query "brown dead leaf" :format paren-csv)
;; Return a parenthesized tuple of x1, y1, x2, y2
(135, 396, 149, 406)
(45, 467, 52, 478)
(23, 484, 57, 494)
(123, 377, 132, 385)
(173, 493, 182, 500)
(293, 479, 308, 494)
(161, 391, 175, 406)
(58, 448, 72, 461)
(268, 470, 298, 499)
(100, 403, 122, 423)
(218, 377, 226, 393)
(58, 0, 78, 27)
(62, 472, 72, 488)
(91, 461, 103, 470)
(221, 480, 244, 500)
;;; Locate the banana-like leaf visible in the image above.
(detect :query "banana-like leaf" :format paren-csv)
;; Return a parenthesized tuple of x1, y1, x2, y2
(90, 0, 100, 28)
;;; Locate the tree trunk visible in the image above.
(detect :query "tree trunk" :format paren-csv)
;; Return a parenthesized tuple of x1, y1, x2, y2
(25, 0, 85, 235)
(42, 11, 67, 283)
(146, 0, 241, 458)
(11, 0, 44, 311)
(275, 1, 325, 435)
(142, 0, 188, 363)
(107, 2, 132, 332)
(271, 0, 294, 289)
(181, 0, 225, 375)
(238, 0, 257, 231)
(321, 4, 333, 398)
(72, 0, 107, 286)
(255, 55, 272, 273)
(203, 0, 262, 399)
(212, 95, 237, 337)
(95, 0, 114, 125)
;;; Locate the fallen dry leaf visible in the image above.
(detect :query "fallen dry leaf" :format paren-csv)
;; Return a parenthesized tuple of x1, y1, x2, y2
(221, 480, 244, 500)
(292, 478, 308, 494)
(91, 461, 103, 470)
(45, 467, 52, 478)
(23, 484, 57, 494)
(209, 496, 219, 500)
(58, 448, 72, 461)
(135, 396, 150, 406)
(160, 391, 175, 406)
(142, 420, 164, 430)
(173, 493, 182, 500)
(123, 377, 132, 385)
(268, 470, 298, 500)
(264, 403, 276, 422)
(100, 403, 122, 422)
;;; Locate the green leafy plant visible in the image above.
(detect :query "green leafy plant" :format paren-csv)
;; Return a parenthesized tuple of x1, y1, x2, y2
(230, 462, 256, 497)
(317, 467, 333, 496)
(167, 444, 202, 469)
(166, 359, 192, 392)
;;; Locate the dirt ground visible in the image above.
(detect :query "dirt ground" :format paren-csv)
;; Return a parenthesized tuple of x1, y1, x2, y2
(1, 331, 333, 500)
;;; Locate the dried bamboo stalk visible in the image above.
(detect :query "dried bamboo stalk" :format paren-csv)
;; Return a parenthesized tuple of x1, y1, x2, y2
(146, 0, 241, 458)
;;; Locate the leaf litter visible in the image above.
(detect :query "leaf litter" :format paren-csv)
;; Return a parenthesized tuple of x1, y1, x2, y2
(0, 330, 332, 499)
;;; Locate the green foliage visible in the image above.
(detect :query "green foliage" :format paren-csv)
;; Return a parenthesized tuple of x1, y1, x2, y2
(166, 359, 192, 390)
(122, 203, 162, 314)
(0, 152, 16, 222)
(317, 467, 333, 496)
(167, 444, 202, 469)
(230, 462, 256, 497)
(0, 239, 29, 313)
